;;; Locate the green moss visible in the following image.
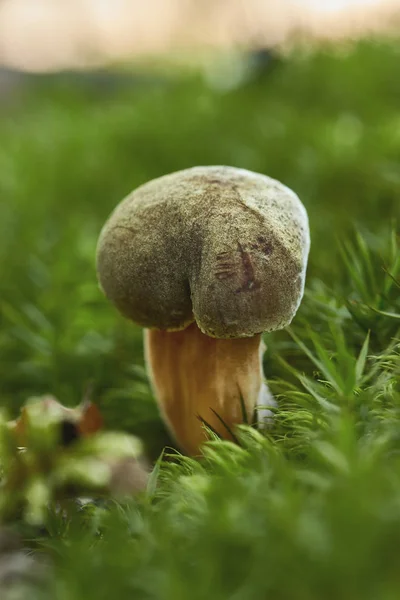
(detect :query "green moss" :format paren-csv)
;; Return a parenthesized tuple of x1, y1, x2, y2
(0, 38, 399, 599)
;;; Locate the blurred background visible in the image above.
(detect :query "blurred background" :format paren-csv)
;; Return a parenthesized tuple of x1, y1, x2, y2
(0, 0, 399, 459)
(0, 0, 399, 72)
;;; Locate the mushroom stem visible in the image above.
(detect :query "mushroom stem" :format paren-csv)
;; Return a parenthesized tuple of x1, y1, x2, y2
(144, 322, 266, 455)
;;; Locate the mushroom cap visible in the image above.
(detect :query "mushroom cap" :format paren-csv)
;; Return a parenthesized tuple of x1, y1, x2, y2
(96, 166, 310, 338)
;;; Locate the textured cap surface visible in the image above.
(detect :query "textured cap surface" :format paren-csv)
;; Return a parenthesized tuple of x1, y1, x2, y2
(96, 166, 310, 338)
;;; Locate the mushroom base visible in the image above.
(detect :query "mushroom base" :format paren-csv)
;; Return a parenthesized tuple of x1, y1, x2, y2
(144, 322, 268, 456)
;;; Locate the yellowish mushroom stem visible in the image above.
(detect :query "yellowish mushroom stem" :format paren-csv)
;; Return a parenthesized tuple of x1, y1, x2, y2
(144, 321, 268, 456)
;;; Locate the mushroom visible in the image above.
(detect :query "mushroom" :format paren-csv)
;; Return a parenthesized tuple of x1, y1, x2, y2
(96, 166, 310, 455)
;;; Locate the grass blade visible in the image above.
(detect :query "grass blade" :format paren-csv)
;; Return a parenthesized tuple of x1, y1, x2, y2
(355, 331, 370, 385)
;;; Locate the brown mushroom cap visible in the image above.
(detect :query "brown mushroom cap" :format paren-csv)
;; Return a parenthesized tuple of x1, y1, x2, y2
(96, 166, 310, 338)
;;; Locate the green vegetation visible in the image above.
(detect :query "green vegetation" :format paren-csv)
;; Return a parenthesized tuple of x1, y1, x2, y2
(0, 38, 399, 599)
